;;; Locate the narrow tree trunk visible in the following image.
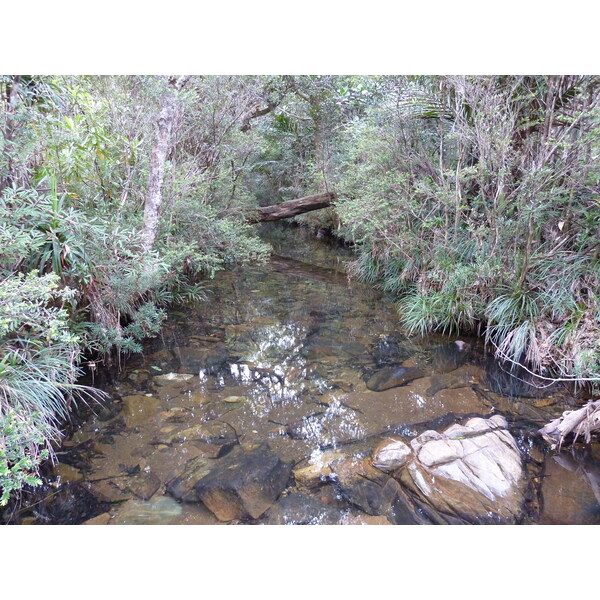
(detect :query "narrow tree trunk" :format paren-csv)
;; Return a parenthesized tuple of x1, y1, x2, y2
(247, 192, 336, 223)
(1, 75, 21, 190)
(141, 76, 189, 252)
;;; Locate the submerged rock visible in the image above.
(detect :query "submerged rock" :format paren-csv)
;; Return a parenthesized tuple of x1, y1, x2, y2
(194, 444, 293, 521)
(339, 513, 393, 525)
(223, 396, 245, 403)
(366, 366, 428, 391)
(156, 420, 237, 459)
(366, 341, 471, 392)
(112, 496, 183, 525)
(373, 415, 529, 524)
(153, 373, 195, 385)
(329, 455, 401, 517)
(166, 456, 214, 502)
(54, 463, 84, 483)
(122, 394, 161, 427)
(122, 472, 161, 501)
(293, 451, 346, 488)
(540, 451, 600, 525)
(83, 512, 112, 525)
(371, 334, 411, 368)
(287, 406, 365, 446)
(264, 492, 344, 525)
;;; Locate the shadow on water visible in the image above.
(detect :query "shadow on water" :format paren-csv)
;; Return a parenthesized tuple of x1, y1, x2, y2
(5, 224, 599, 525)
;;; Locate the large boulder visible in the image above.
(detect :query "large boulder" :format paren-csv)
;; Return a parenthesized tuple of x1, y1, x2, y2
(372, 415, 529, 524)
(193, 444, 292, 521)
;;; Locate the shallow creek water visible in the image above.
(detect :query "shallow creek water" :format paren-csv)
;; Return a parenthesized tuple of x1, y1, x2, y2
(14, 226, 600, 525)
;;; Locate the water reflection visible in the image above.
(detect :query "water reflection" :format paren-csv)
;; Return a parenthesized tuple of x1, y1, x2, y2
(23, 225, 600, 525)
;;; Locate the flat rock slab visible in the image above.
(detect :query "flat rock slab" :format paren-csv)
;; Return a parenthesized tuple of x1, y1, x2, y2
(195, 444, 293, 521)
(153, 373, 195, 385)
(122, 394, 161, 427)
(166, 456, 214, 502)
(111, 496, 183, 525)
(157, 420, 237, 455)
(264, 492, 344, 525)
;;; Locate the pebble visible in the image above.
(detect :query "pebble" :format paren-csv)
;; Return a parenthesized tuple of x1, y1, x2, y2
(223, 396, 245, 403)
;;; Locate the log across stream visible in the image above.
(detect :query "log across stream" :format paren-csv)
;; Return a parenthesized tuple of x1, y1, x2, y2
(11, 225, 600, 525)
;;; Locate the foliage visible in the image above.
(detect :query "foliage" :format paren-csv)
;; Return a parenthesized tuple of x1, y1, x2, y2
(0, 409, 49, 506)
(336, 75, 600, 380)
(2, 74, 600, 502)
(0, 272, 99, 502)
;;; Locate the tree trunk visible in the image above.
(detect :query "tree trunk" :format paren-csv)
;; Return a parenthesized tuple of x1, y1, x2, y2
(247, 192, 336, 224)
(141, 76, 189, 252)
(1, 75, 21, 190)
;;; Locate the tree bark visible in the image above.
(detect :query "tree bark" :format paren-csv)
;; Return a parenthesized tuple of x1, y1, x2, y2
(246, 192, 336, 224)
(1, 75, 21, 190)
(141, 76, 189, 252)
(240, 100, 278, 132)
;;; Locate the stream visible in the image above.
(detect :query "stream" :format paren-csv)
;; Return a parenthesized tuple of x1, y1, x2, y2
(10, 225, 600, 525)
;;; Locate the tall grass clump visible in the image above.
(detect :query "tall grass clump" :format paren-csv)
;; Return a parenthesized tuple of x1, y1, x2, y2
(0, 273, 100, 505)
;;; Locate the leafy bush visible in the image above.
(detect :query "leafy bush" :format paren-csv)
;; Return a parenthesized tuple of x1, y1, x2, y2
(0, 273, 99, 502)
(0, 410, 49, 506)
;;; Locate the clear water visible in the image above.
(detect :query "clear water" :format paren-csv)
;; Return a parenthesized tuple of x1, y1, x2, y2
(10, 225, 600, 525)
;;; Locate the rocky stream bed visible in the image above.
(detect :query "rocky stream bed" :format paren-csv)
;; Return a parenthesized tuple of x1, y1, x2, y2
(7, 226, 600, 525)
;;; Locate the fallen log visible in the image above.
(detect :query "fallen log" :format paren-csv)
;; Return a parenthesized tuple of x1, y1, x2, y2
(539, 400, 600, 446)
(247, 192, 336, 224)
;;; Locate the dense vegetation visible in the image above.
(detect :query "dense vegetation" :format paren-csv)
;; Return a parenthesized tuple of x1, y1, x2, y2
(1, 75, 599, 505)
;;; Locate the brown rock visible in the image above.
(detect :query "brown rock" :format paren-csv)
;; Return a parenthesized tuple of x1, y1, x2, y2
(367, 366, 429, 391)
(122, 394, 161, 427)
(195, 444, 292, 521)
(166, 456, 214, 502)
(158, 421, 237, 458)
(55, 463, 84, 483)
(88, 478, 133, 503)
(123, 472, 161, 501)
(293, 452, 346, 488)
(339, 514, 392, 525)
(83, 512, 112, 525)
(330, 456, 399, 516)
